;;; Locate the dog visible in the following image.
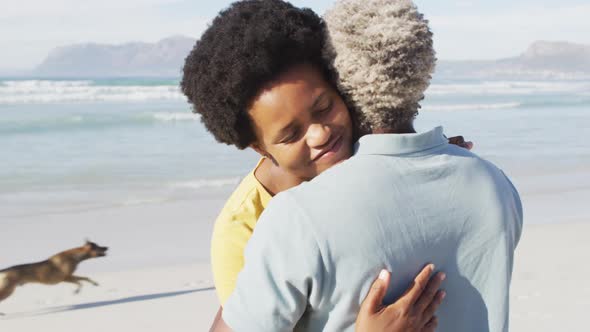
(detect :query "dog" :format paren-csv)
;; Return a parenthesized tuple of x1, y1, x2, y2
(0, 240, 108, 308)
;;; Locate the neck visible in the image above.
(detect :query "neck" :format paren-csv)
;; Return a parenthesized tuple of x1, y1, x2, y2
(254, 158, 304, 196)
(372, 122, 416, 134)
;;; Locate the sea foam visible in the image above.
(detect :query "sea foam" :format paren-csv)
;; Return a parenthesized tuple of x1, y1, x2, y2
(0, 80, 185, 104)
(427, 80, 590, 96)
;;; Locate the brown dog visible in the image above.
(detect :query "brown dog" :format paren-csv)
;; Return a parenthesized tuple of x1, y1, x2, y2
(0, 240, 108, 307)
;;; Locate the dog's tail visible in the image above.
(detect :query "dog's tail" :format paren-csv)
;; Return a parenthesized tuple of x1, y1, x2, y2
(0, 272, 16, 290)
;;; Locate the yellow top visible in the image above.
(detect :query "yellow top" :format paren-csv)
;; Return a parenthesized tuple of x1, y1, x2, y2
(211, 158, 272, 305)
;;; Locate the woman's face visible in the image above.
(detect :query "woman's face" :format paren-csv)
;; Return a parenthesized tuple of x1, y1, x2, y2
(248, 63, 353, 182)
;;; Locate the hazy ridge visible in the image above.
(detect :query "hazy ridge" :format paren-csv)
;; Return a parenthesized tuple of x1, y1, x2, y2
(2, 38, 588, 80)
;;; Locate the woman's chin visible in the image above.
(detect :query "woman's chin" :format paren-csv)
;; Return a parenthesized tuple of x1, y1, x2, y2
(315, 146, 352, 173)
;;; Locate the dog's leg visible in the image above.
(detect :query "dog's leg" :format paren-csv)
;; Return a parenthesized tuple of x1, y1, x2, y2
(0, 282, 17, 303)
(64, 276, 99, 294)
(73, 275, 100, 287)
(63, 276, 83, 294)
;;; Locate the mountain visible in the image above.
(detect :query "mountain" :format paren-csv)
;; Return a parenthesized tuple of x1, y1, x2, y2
(34, 35, 196, 78)
(436, 41, 590, 80)
(31, 39, 590, 79)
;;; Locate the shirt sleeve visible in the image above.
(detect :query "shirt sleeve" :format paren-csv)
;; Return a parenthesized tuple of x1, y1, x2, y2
(222, 192, 325, 332)
(210, 216, 251, 305)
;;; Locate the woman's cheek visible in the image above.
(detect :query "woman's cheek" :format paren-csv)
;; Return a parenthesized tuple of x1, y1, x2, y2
(282, 145, 309, 174)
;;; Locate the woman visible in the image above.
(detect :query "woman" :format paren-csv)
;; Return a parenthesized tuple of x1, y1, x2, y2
(181, 0, 462, 330)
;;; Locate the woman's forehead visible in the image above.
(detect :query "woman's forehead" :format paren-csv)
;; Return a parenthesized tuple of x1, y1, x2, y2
(260, 64, 327, 98)
(250, 65, 329, 122)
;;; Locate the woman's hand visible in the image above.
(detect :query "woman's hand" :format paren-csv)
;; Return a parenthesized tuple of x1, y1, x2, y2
(448, 135, 474, 150)
(355, 264, 446, 332)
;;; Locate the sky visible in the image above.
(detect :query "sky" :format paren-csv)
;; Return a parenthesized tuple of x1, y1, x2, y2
(1, 0, 590, 70)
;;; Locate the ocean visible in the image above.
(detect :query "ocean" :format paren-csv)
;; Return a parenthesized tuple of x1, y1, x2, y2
(1, 78, 589, 221)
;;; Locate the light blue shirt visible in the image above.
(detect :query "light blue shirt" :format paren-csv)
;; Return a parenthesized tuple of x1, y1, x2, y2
(224, 127, 523, 332)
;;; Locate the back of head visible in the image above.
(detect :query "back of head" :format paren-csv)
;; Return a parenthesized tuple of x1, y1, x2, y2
(324, 0, 436, 132)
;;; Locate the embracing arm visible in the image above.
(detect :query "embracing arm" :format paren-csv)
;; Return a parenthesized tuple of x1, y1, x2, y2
(211, 265, 446, 332)
(209, 220, 449, 330)
(355, 265, 445, 332)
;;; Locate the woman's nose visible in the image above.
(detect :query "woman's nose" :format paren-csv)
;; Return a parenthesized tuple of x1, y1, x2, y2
(306, 123, 332, 148)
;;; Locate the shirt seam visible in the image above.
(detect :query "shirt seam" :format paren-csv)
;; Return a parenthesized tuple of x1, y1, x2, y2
(358, 140, 448, 157)
(280, 191, 329, 311)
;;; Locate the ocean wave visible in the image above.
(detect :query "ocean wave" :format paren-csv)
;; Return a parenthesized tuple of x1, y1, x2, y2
(422, 98, 590, 111)
(422, 102, 522, 112)
(427, 80, 590, 96)
(121, 198, 170, 206)
(0, 80, 184, 104)
(0, 111, 199, 135)
(3, 79, 588, 103)
(152, 112, 199, 122)
(170, 178, 241, 189)
(1, 80, 94, 88)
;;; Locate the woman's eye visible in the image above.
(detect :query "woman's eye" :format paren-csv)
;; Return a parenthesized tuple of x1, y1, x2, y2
(281, 131, 298, 144)
(317, 100, 333, 115)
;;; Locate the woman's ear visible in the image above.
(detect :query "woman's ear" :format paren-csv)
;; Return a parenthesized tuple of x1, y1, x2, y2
(250, 143, 266, 157)
(250, 143, 279, 166)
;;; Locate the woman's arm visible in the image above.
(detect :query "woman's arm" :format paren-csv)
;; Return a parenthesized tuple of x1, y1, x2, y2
(355, 264, 446, 332)
(448, 135, 474, 150)
(209, 264, 445, 332)
(209, 307, 229, 332)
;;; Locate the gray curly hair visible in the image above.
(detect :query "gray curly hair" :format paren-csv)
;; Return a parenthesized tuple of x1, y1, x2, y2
(324, 0, 436, 131)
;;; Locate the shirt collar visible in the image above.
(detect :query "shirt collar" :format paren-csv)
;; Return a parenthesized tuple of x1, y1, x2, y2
(354, 126, 448, 156)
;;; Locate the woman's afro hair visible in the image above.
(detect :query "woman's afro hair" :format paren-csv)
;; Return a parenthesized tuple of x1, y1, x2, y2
(181, 0, 338, 149)
(324, 0, 436, 131)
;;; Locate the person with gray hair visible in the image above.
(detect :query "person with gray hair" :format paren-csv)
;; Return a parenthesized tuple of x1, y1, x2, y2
(324, 0, 436, 134)
(218, 0, 523, 331)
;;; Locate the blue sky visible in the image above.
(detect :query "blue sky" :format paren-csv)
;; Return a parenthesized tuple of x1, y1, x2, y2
(1, 0, 589, 69)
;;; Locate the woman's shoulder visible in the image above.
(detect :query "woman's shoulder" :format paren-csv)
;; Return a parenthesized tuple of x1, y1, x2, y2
(214, 160, 272, 229)
(211, 160, 272, 305)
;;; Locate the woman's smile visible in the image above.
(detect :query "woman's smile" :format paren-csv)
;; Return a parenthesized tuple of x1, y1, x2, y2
(311, 134, 345, 164)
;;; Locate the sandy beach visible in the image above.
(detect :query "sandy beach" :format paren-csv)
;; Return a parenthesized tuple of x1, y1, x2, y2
(0, 264, 218, 331)
(1, 176, 590, 331)
(511, 221, 590, 332)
